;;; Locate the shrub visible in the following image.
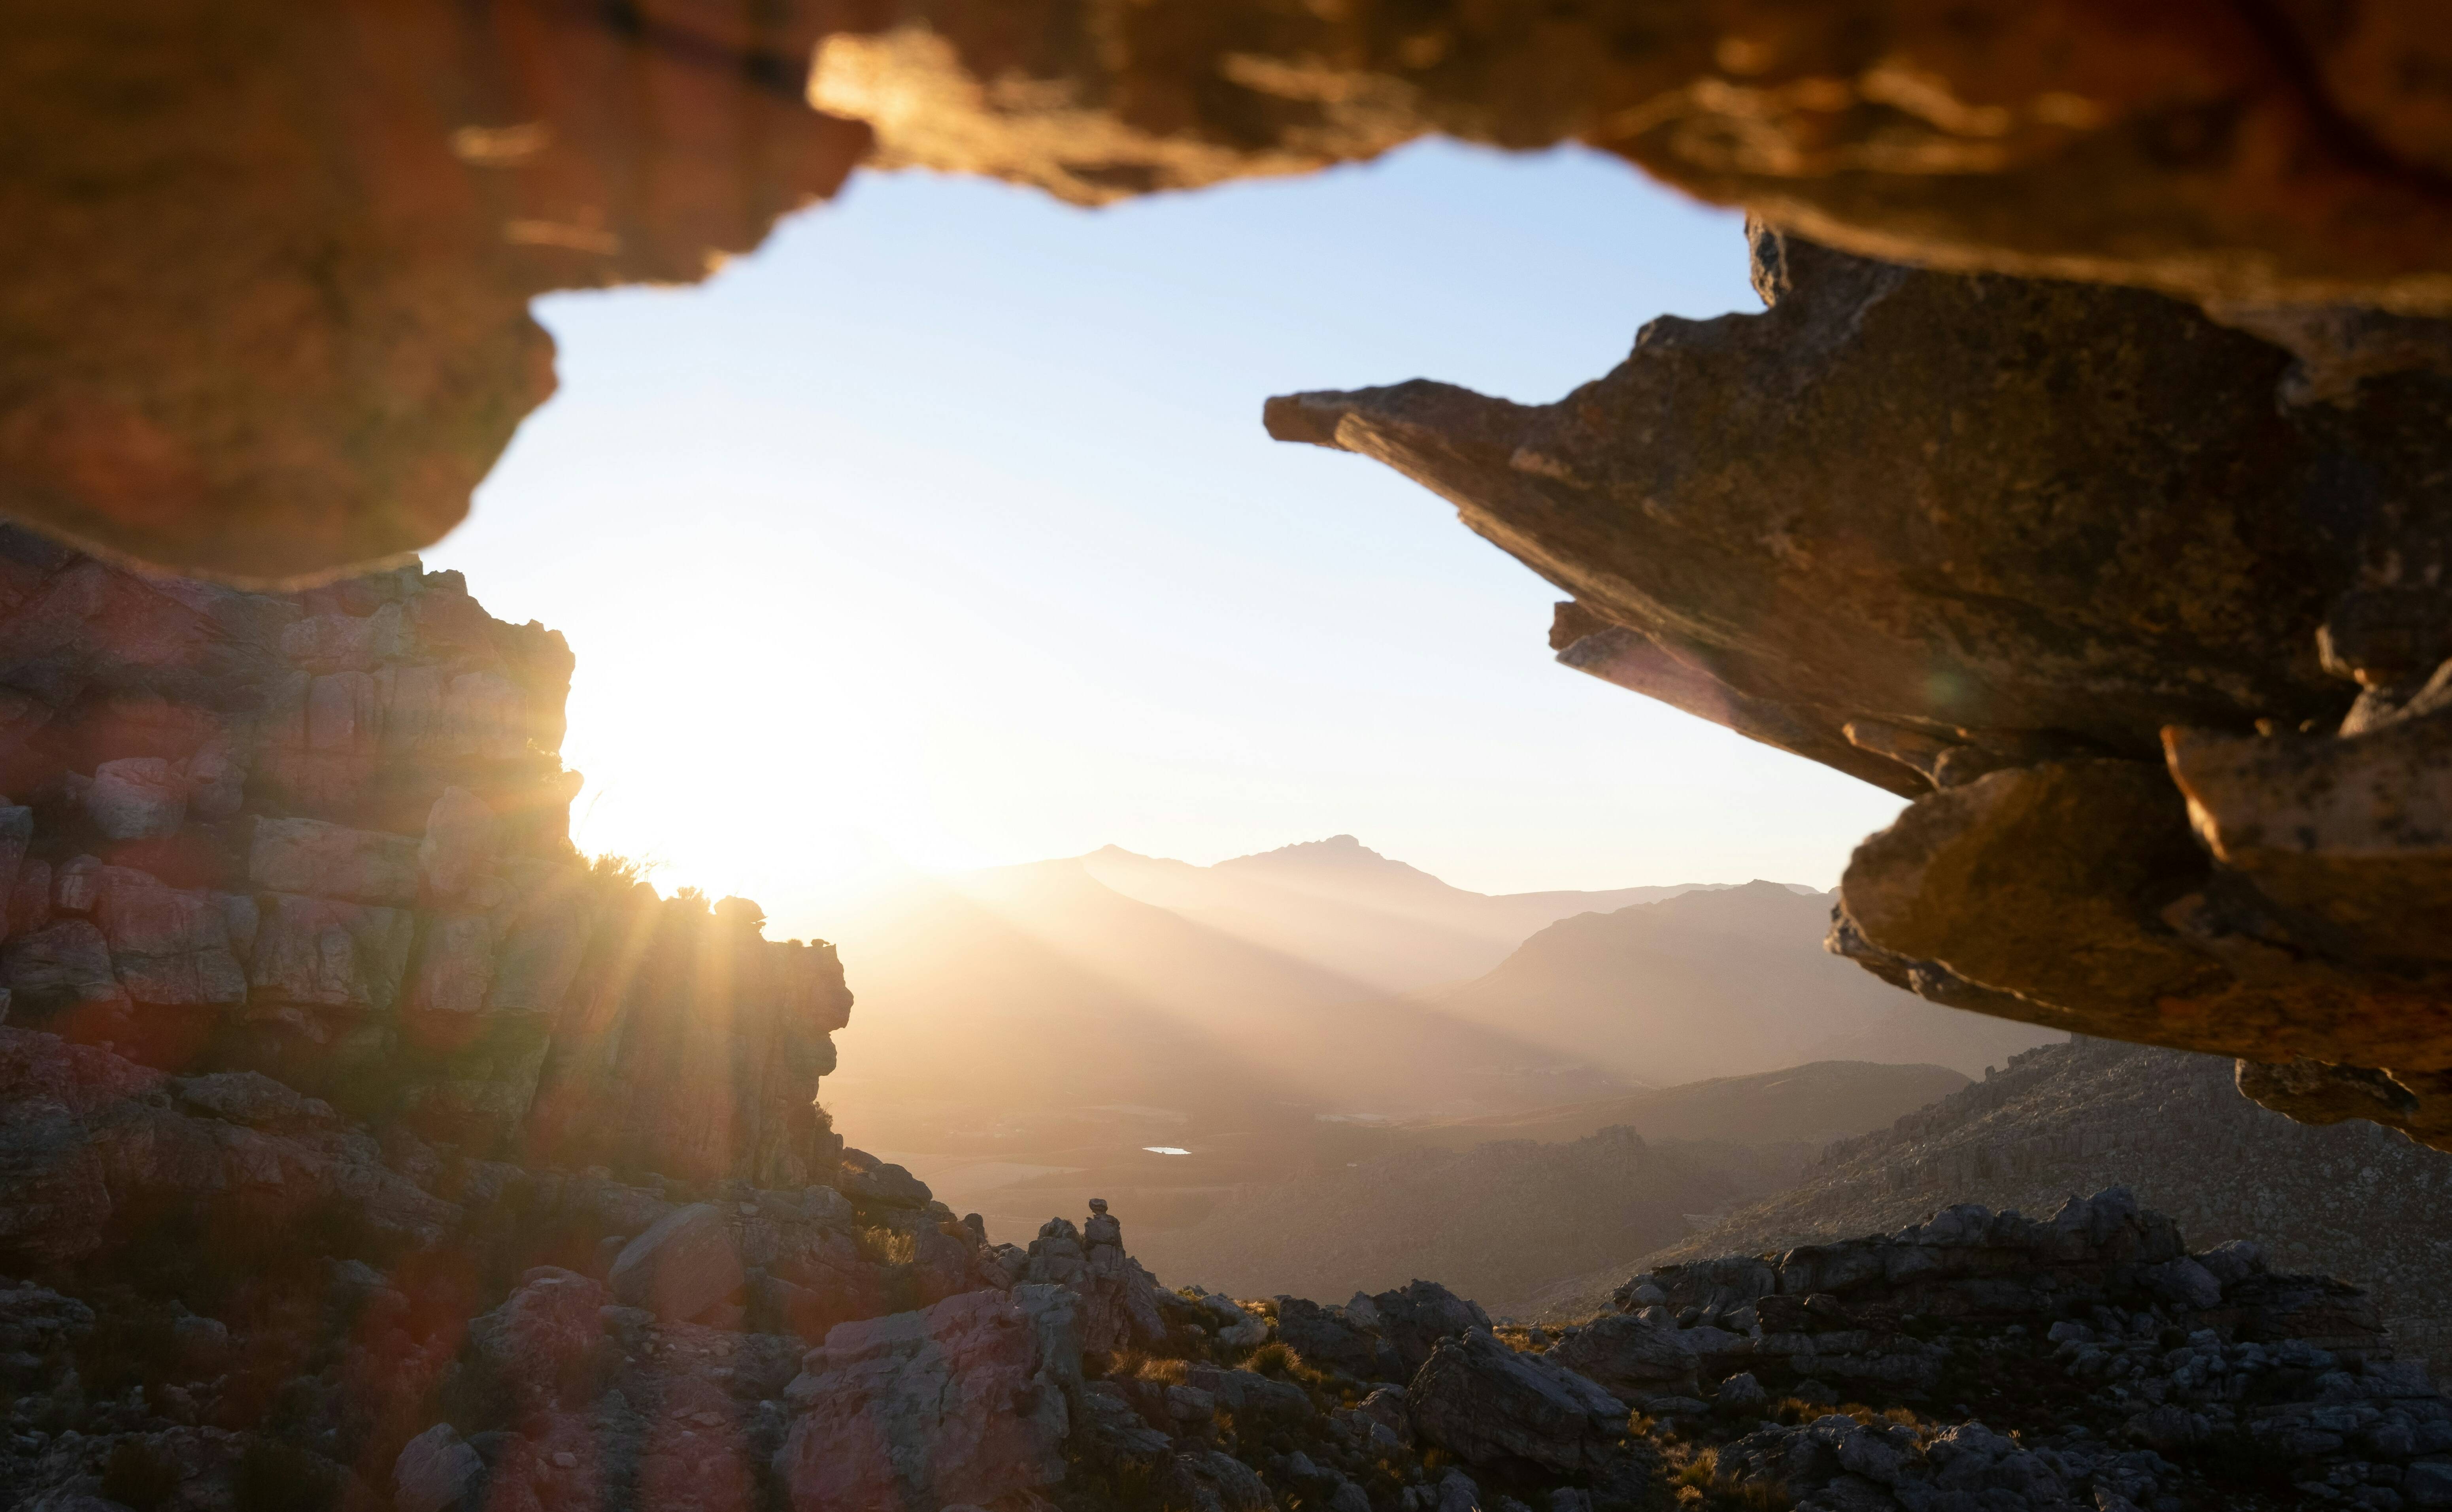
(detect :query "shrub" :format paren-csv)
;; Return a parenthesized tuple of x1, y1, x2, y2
(1245, 1340, 1304, 1379)
(1675, 1448, 1720, 1488)
(855, 1226, 915, 1266)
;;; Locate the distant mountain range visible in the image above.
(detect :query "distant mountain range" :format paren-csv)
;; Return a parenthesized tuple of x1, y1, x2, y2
(1420, 880, 2059, 1088)
(1078, 834, 1756, 994)
(814, 836, 2060, 1239)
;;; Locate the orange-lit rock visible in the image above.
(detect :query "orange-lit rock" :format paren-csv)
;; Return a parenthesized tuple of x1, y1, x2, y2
(0, 0, 868, 583)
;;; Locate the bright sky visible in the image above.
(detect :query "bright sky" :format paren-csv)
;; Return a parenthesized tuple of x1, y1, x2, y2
(429, 140, 1906, 941)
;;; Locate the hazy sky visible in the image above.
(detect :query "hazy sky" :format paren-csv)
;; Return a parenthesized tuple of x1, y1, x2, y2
(430, 140, 1906, 941)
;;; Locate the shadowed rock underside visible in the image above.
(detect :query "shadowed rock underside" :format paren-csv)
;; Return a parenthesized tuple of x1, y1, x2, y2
(1264, 221, 2452, 1150)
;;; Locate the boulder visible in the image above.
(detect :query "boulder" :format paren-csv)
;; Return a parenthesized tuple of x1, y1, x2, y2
(1549, 1315, 1701, 1397)
(248, 816, 419, 906)
(1716, 1372, 1770, 1414)
(466, 1267, 610, 1406)
(2146, 1257, 2225, 1311)
(393, 1423, 483, 1512)
(91, 872, 245, 1007)
(85, 757, 185, 840)
(1373, 1280, 1492, 1378)
(776, 1284, 1080, 1512)
(1189, 1289, 1267, 1350)
(609, 1204, 746, 1323)
(184, 734, 247, 821)
(50, 857, 100, 916)
(1409, 1329, 1626, 1472)
(172, 1071, 340, 1135)
(835, 1148, 931, 1209)
(403, 913, 498, 1016)
(1157, 1449, 1274, 1512)
(0, 921, 129, 1019)
(248, 894, 415, 1011)
(1277, 1295, 1399, 1382)
(1184, 1365, 1311, 1424)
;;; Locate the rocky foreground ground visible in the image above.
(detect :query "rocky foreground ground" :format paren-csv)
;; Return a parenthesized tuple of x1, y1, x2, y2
(1576, 1039, 2452, 1377)
(5, 1022, 2448, 1512)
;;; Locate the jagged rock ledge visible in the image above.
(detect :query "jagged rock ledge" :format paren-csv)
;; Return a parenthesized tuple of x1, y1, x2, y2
(1267, 226, 2452, 1151)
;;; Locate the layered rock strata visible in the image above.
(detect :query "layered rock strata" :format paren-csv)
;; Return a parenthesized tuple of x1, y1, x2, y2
(1267, 224, 2452, 1148)
(0, 528, 849, 1189)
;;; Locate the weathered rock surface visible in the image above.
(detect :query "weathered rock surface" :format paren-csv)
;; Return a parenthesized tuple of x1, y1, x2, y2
(1, 0, 868, 582)
(1410, 1328, 1626, 1472)
(1578, 1037, 2452, 1379)
(610, 1204, 748, 1323)
(776, 1284, 1081, 1512)
(814, 1, 2452, 314)
(1268, 225, 2452, 1144)
(1535, 1187, 2452, 1512)
(4, 2, 2452, 583)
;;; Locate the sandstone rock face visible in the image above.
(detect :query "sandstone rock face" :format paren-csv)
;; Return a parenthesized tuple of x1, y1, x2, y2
(0, 1022, 457, 1269)
(0, 529, 855, 1184)
(1267, 226, 2452, 1146)
(775, 1284, 1081, 1512)
(0, 0, 868, 583)
(816, 2, 2452, 312)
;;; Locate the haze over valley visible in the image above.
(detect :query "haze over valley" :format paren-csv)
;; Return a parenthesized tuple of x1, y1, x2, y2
(811, 834, 2060, 1248)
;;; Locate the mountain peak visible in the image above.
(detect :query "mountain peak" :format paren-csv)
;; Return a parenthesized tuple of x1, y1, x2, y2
(1210, 835, 1465, 901)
